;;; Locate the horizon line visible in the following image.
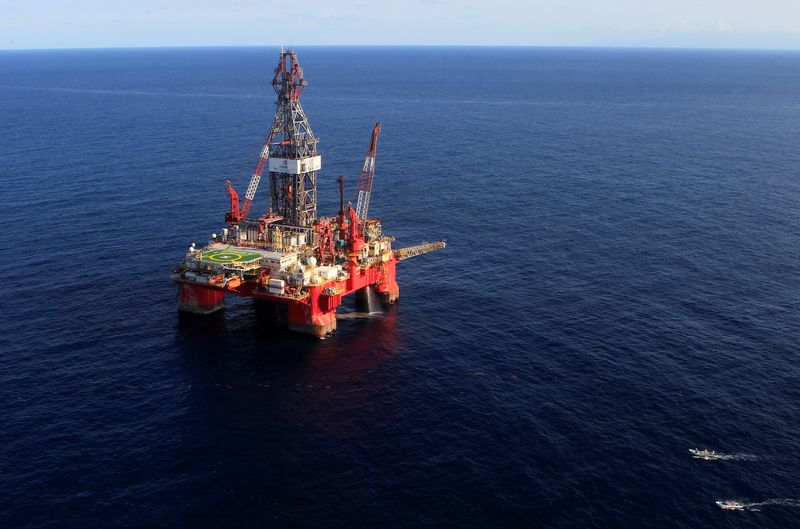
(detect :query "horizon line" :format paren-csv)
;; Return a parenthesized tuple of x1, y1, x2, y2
(3, 43, 800, 53)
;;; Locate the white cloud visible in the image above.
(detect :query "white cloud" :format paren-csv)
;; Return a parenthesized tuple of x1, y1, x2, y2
(717, 20, 733, 32)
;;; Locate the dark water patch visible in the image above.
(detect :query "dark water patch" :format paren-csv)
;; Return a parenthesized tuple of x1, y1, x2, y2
(2, 47, 800, 528)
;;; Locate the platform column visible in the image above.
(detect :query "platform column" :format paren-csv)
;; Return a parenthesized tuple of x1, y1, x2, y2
(375, 257, 400, 304)
(287, 286, 337, 337)
(177, 282, 225, 314)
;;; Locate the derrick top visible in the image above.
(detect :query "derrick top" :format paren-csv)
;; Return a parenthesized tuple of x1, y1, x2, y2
(273, 48, 307, 101)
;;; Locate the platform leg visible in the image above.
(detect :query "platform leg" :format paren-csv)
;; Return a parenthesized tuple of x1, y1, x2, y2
(287, 285, 337, 337)
(177, 283, 225, 314)
(375, 258, 400, 304)
(377, 282, 399, 304)
(287, 302, 337, 338)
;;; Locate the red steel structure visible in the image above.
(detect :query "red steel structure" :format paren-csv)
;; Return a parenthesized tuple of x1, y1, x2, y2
(355, 123, 381, 228)
(171, 49, 444, 337)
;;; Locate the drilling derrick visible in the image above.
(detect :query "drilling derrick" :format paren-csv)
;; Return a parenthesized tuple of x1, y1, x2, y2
(172, 49, 445, 338)
(227, 48, 319, 226)
(267, 49, 319, 227)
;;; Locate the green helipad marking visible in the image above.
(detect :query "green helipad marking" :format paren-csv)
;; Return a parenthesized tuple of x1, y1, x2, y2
(201, 248, 263, 264)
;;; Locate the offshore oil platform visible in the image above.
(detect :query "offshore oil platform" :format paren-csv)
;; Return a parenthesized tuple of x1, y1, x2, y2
(171, 49, 445, 337)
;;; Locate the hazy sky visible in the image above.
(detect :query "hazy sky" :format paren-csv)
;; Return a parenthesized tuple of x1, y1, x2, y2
(2, 0, 800, 50)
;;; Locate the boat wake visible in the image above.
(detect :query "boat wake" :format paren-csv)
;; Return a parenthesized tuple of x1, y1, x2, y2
(717, 499, 800, 512)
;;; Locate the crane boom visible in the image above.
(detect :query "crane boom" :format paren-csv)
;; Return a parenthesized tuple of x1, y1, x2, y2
(355, 123, 381, 224)
(239, 139, 272, 220)
(395, 241, 447, 261)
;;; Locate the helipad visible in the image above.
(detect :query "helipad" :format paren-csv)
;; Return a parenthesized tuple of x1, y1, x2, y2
(197, 247, 265, 264)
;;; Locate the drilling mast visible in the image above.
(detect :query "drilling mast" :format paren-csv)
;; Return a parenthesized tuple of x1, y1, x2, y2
(267, 49, 319, 227)
(230, 48, 320, 226)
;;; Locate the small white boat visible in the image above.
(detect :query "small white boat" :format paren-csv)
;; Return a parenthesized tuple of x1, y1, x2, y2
(716, 500, 746, 510)
(690, 448, 721, 460)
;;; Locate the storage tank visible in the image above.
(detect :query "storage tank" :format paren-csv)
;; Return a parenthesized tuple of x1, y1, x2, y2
(268, 278, 285, 295)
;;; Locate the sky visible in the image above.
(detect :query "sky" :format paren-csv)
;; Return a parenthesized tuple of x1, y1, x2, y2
(2, 0, 800, 50)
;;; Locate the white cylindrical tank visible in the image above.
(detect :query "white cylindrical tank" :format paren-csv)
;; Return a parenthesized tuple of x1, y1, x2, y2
(307, 256, 317, 267)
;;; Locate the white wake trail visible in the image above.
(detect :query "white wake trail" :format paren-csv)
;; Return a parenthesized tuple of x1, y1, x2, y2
(718, 499, 800, 512)
(689, 449, 759, 461)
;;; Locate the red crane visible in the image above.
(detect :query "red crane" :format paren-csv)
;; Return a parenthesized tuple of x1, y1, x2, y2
(224, 180, 241, 224)
(354, 123, 381, 228)
(226, 133, 274, 225)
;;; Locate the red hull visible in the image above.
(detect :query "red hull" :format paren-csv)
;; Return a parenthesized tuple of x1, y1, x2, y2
(174, 256, 400, 337)
(177, 282, 225, 314)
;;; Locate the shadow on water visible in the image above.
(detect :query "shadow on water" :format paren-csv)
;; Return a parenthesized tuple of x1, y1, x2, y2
(174, 298, 402, 389)
(175, 303, 320, 384)
(177, 310, 230, 334)
(170, 300, 404, 526)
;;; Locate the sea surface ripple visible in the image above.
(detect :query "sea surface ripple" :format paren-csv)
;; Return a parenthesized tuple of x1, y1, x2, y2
(1, 47, 800, 528)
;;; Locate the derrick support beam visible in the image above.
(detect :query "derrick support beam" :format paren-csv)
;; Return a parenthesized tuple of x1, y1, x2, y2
(177, 282, 225, 314)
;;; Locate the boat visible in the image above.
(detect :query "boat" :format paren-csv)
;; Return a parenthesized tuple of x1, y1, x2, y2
(716, 500, 745, 510)
(690, 448, 721, 460)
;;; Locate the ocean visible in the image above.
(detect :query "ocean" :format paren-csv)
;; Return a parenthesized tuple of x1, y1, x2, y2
(1, 46, 799, 528)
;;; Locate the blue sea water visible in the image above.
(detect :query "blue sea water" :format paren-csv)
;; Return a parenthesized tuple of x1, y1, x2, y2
(1, 46, 800, 528)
